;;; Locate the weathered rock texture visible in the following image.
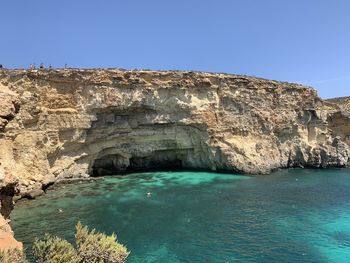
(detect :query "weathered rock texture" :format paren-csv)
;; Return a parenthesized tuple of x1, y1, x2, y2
(0, 215, 22, 251)
(0, 69, 349, 202)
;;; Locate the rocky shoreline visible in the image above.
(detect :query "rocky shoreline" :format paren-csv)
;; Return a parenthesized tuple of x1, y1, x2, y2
(0, 69, 349, 250)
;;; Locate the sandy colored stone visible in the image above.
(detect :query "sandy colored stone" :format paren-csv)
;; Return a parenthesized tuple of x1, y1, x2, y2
(0, 68, 348, 251)
(0, 216, 22, 251)
(0, 69, 347, 196)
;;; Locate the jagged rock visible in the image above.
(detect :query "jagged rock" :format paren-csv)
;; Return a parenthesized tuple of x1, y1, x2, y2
(25, 188, 44, 199)
(0, 85, 19, 132)
(0, 69, 348, 199)
(0, 182, 22, 251)
(0, 215, 23, 251)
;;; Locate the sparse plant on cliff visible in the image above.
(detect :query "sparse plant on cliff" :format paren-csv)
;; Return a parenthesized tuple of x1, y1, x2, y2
(0, 248, 28, 263)
(32, 222, 129, 263)
(75, 222, 129, 263)
(33, 234, 80, 263)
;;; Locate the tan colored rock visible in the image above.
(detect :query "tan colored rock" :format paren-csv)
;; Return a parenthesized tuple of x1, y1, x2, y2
(0, 183, 22, 252)
(0, 69, 348, 197)
(0, 84, 19, 132)
(0, 215, 22, 251)
(0, 68, 349, 252)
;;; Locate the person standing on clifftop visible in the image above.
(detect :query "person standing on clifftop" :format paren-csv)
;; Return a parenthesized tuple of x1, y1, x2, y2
(0, 64, 3, 69)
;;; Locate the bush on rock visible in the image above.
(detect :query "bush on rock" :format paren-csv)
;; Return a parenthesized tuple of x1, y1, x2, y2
(1, 222, 129, 263)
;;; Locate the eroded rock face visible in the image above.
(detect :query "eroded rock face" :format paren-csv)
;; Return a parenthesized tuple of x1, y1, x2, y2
(0, 84, 19, 132)
(0, 215, 23, 251)
(0, 69, 349, 199)
(327, 97, 350, 146)
(0, 183, 22, 251)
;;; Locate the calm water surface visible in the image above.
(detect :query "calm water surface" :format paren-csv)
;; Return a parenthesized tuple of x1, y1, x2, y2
(11, 169, 350, 263)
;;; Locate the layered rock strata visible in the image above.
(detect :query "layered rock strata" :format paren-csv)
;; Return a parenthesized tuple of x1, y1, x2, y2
(0, 69, 349, 202)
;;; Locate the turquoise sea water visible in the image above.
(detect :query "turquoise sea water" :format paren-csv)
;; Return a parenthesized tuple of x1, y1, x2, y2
(11, 168, 350, 263)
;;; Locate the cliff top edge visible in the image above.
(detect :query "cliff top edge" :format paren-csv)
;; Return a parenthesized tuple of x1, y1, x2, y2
(0, 68, 315, 91)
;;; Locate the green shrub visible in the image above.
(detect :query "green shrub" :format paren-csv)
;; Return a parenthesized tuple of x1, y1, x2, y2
(0, 248, 28, 263)
(33, 234, 80, 263)
(76, 222, 129, 263)
(32, 222, 129, 263)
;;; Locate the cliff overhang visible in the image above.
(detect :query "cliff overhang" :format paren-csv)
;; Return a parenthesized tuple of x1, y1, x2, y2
(0, 68, 348, 214)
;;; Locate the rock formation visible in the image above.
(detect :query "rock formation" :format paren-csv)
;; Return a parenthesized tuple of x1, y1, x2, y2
(0, 69, 349, 201)
(0, 68, 349, 249)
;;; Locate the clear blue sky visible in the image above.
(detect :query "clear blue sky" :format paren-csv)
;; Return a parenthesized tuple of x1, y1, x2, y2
(1, 0, 349, 98)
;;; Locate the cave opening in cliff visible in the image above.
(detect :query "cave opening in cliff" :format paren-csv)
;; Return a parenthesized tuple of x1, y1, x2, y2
(90, 150, 185, 176)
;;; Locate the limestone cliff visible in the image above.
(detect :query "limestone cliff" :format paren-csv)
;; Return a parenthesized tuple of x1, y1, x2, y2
(0, 69, 349, 203)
